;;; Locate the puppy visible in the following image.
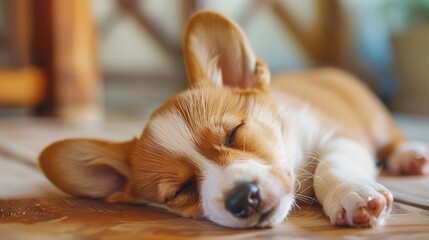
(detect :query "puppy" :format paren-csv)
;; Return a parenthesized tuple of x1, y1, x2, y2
(39, 11, 429, 229)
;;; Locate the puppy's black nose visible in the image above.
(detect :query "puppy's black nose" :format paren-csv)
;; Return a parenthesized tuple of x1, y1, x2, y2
(225, 182, 261, 218)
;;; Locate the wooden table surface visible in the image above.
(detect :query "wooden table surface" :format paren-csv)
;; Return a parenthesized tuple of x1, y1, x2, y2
(1, 116, 429, 239)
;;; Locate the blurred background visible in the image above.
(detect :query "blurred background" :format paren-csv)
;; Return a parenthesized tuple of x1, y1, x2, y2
(0, 0, 429, 122)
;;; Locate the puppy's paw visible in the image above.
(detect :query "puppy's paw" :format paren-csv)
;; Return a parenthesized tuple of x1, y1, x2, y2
(387, 142, 429, 175)
(324, 183, 393, 228)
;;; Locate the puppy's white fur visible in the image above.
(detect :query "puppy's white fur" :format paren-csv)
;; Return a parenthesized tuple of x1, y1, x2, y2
(149, 111, 211, 170)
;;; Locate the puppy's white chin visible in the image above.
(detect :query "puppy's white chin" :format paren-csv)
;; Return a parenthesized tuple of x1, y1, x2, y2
(254, 193, 295, 228)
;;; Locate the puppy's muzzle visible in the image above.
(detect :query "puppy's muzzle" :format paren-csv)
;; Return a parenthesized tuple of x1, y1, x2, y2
(224, 181, 261, 218)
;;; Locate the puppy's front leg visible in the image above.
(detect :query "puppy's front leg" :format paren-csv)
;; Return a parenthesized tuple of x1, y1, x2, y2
(313, 138, 393, 227)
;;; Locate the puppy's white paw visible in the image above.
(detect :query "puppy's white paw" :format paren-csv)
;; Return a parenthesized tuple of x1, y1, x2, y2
(323, 183, 393, 228)
(387, 142, 429, 175)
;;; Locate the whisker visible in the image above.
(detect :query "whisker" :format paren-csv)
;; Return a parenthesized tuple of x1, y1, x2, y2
(296, 196, 317, 205)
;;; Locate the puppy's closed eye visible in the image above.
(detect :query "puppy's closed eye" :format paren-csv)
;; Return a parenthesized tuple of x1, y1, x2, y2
(166, 178, 197, 203)
(225, 122, 245, 147)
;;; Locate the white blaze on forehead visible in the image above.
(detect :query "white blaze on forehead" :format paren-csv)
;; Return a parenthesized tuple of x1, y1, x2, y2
(149, 110, 211, 169)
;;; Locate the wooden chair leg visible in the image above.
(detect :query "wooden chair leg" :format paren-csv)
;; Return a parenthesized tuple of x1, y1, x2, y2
(31, 0, 103, 123)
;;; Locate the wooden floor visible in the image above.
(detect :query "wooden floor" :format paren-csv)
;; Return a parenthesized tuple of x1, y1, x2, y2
(1, 116, 429, 239)
(1, 198, 429, 240)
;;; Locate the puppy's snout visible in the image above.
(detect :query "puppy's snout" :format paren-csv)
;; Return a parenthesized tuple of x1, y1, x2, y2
(224, 182, 261, 218)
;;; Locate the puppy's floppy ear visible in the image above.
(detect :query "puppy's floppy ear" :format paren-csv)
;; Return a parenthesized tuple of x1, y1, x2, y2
(184, 10, 270, 91)
(39, 138, 137, 200)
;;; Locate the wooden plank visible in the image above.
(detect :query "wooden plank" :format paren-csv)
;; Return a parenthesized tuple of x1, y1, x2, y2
(379, 175, 429, 209)
(0, 68, 45, 106)
(0, 116, 142, 167)
(0, 198, 178, 224)
(0, 155, 61, 199)
(0, 198, 428, 239)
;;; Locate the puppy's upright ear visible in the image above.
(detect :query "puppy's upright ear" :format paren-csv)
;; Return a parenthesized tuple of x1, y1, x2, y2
(184, 11, 270, 91)
(39, 138, 137, 201)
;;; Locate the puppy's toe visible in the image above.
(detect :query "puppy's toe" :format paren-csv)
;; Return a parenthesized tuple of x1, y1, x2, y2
(388, 142, 429, 175)
(350, 197, 386, 226)
(325, 183, 393, 228)
(334, 209, 347, 226)
(407, 156, 429, 175)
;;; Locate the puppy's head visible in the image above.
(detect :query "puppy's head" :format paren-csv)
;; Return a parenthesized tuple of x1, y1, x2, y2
(39, 11, 301, 228)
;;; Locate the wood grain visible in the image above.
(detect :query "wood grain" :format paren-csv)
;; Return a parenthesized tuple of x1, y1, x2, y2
(0, 198, 428, 239)
(379, 175, 429, 209)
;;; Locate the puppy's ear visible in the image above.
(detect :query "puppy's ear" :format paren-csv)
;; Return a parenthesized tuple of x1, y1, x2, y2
(39, 138, 137, 200)
(184, 11, 270, 91)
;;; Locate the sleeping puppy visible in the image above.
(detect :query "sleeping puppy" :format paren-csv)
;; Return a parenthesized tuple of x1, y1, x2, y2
(39, 11, 429, 229)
